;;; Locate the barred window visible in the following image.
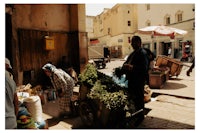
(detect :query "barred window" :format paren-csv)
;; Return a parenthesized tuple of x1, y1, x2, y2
(176, 11, 183, 22)
(128, 21, 131, 26)
(166, 17, 170, 25)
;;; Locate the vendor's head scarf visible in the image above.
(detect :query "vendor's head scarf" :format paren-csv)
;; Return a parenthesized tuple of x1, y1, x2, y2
(42, 63, 56, 72)
(5, 58, 12, 69)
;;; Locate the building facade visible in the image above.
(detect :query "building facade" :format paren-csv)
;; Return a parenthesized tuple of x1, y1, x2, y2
(137, 4, 195, 60)
(86, 4, 195, 60)
(87, 4, 138, 58)
(6, 4, 88, 85)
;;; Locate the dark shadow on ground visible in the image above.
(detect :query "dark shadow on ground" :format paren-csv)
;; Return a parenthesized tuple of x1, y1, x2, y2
(46, 117, 61, 127)
(46, 115, 84, 129)
(169, 77, 183, 81)
(45, 106, 194, 129)
(151, 92, 194, 100)
(162, 82, 187, 90)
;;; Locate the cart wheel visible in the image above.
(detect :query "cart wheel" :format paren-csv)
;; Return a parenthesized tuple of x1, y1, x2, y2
(102, 63, 106, 69)
(96, 64, 100, 69)
(79, 101, 94, 127)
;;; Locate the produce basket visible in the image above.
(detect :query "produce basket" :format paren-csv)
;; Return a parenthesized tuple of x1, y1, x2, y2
(78, 64, 154, 128)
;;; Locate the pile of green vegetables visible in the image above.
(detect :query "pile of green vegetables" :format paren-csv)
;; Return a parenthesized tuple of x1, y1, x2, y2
(78, 64, 128, 110)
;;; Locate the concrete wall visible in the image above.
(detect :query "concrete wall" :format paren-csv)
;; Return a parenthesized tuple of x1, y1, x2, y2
(13, 4, 70, 31)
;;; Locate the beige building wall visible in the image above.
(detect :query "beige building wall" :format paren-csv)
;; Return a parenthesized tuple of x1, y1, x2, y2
(86, 16, 95, 39)
(137, 4, 195, 58)
(90, 4, 138, 58)
(137, 4, 194, 28)
(87, 4, 195, 59)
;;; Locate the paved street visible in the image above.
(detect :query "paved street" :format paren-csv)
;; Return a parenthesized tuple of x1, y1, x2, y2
(42, 58, 195, 129)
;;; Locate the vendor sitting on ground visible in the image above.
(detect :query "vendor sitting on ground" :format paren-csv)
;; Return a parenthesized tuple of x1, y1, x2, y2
(42, 63, 75, 117)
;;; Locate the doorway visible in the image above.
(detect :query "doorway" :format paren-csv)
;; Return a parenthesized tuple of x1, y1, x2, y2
(161, 42, 171, 56)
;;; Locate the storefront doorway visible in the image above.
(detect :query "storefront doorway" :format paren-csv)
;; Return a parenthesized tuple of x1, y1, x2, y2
(161, 42, 171, 56)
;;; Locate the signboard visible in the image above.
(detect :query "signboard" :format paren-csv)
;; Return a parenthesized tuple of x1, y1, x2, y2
(44, 36, 55, 50)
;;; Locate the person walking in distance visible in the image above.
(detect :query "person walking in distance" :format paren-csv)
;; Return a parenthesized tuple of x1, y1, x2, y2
(186, 57, 195, 76)
(121, 36, 149, 126)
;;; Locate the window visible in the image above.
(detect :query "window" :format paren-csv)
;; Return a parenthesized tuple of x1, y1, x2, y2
(108, 28, 111, 34)
(177, 14, 182, 22)
(128, 10, 130, 14)
(166, 17, 170, 25)
(146, 4, 150, 10)
(118, 39, 123, 42)
(164, 15, 171, 25)
(146, 20, 151, 26)
(128, 37, 131, 43)
(176, 11, 183, 22)
(128, 21, 131, 26)
(193, 22, 195, 30)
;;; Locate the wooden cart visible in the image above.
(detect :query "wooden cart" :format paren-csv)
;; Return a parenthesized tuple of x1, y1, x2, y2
(155, 55, 183, 77)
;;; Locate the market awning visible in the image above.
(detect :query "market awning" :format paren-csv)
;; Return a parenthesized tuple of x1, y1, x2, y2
(136, 25, 188, 39)
(90, 39, 100, 45)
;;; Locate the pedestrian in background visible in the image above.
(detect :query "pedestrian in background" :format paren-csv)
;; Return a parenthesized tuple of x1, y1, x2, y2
(168, 46, 172, 57)
(5, 58, 19, 129)
(121, 36, 149, 126)
(42, 63, 75, 117)
(186, 57, 195, 76)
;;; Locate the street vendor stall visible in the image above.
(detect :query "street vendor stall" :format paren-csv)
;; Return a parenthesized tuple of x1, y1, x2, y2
(16, 84, 47, 129)
(148, 55, 183, 89)
(77, 63, 152, 128)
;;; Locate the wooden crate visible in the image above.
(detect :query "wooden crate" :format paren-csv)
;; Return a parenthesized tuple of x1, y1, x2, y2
(169, 60, 183, 76)
(155, 56, 169, 66)
(155, 55, 183, 77)
(149, 73, 166, 89)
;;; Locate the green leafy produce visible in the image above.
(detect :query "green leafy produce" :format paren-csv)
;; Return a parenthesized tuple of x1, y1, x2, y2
(78, 64, 98, 88)
(87, 80, 128, 110)
(79, 63, 128, 110)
